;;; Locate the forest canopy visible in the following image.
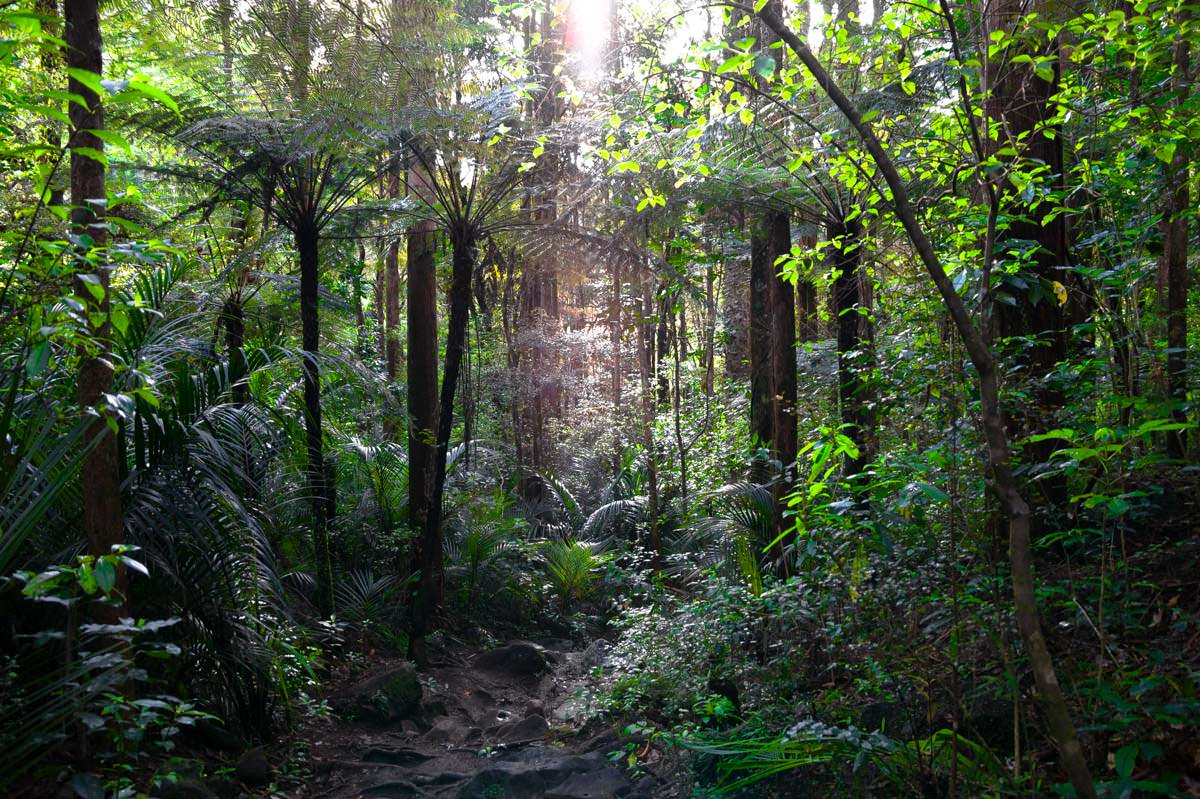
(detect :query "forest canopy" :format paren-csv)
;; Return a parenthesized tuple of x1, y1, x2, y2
(1, 0, 1198, 797)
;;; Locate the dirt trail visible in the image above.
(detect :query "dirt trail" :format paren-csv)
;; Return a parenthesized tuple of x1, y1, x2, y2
(289, 639, 663, 799)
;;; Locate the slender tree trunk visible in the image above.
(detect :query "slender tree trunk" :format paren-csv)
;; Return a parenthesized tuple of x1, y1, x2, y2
(354, 242, 368, 355)
(224, 295, 249, 406)
(296, 223, 333, 617)
(749, 218, 774, 451)
(672, 304, 689, 502)
(1161, 16, 1190, 457)
(756, 9, 1096, 797)
(768, 212, 797, 553)
(656, 283, 671, 406)
(704, 264, 716, 395)
(829, 216, 876, 477)
(986, 0, 1070, 507)
(407, 218, 438, 586)
(40, 0, 65, 208)
(796, 233, 820, 342)
(611, 258, 624, 475)
(411, 228, 474, 662)
(374, 255, 387, 361)
(638, 279, 661, 563)
(66, 0, 125, 620)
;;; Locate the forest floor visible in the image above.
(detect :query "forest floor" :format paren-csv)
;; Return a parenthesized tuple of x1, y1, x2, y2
(274, 637, 666, 799)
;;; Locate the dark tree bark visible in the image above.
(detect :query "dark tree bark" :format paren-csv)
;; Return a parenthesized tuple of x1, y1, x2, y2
(66, 0, 125, 620)
(656, 283, 671, 407)
(986, 0, 1070, 505)
(354, 242, 368, 355)
(796, 233, 820, 342)
(828, 216, 876, 478)
(638, 279, 662, 563)
(297, 223, 334, 617)
(410, 226, 475, 663)
(406, 218, 438, 593)
(755, 8, 1096, 796)
(223, 294, 248, 406)
(1161, 16, 1190, 457)
(749, 218, 774, 451)
(767, 212, 797, 523)
(374, 255, 387, 361)
(749, 1, 798, 503)
(703, 264, 716, 395)
(611, 258, 625, 475)
(39, 0, 65, 208)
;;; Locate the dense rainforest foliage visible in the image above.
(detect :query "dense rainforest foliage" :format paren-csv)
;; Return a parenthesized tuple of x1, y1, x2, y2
(1, 0, 1198, 796)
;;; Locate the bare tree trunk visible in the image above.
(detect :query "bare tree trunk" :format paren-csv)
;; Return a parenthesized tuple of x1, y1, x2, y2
(374, 254, 386, 361)
(796, 233, 820, 342)
(829, 216, 876, 477)
(638, 279, 661, 563)
(1161, 16, 1190, 457)
(354, 242, 368, 354)
(672, 302, 689, 502)
(749, 217, 774, 451)
(656, 281, 671, 407)
(703, 264, 716, 395)
(406, 217, 438, 586)
(986, 0, 1070, 507)
(296, 223, 333, 617)
(612, 258, 624, 475)
(40, 0, 65, 208)
(768, 212, 797, 551)
(66, 0, 125, 621)
(410, 228, 475, 663)
(756, 9, 1096, 797)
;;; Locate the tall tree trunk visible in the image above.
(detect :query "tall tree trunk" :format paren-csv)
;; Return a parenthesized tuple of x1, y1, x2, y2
(703, 264, 716, 396)
(638, 279, 661, 563)
(829, 216, 876, 478)
(756, 9, 1096, 796)
(796, 232, 820, 342)
(224, 294, 249, 406)
(374, 255, 387, 361)
(40, 0, 65, 208)
(749, 217, 774, 451)
(296, 223, 333, 617)
(354, 242, 368, 355)
(1161, 16, 1190, 457)
(406, 218, 438, 591)
(768, 211, 797, 551)
(986, 0, 1070, 507)
(656, 283, 671, 406)
(411, 228, 474, 663)
(672, 302, 689, 502)
(611, 258, 624, 475)
(66, 0, 125, 620)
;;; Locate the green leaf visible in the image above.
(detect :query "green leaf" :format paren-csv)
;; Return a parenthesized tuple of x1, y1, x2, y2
(1155, 141, 1177, 163)
(85, 128, 132, 153)
(753, 53, 776, 79)
(717, 53, 752, 75)
(71, 146, 108, 166)
(94, 559, 117, 594)
(65, 67, 104, 98)
(127, 80, 180, 117)
(25, 340, 50, 377)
